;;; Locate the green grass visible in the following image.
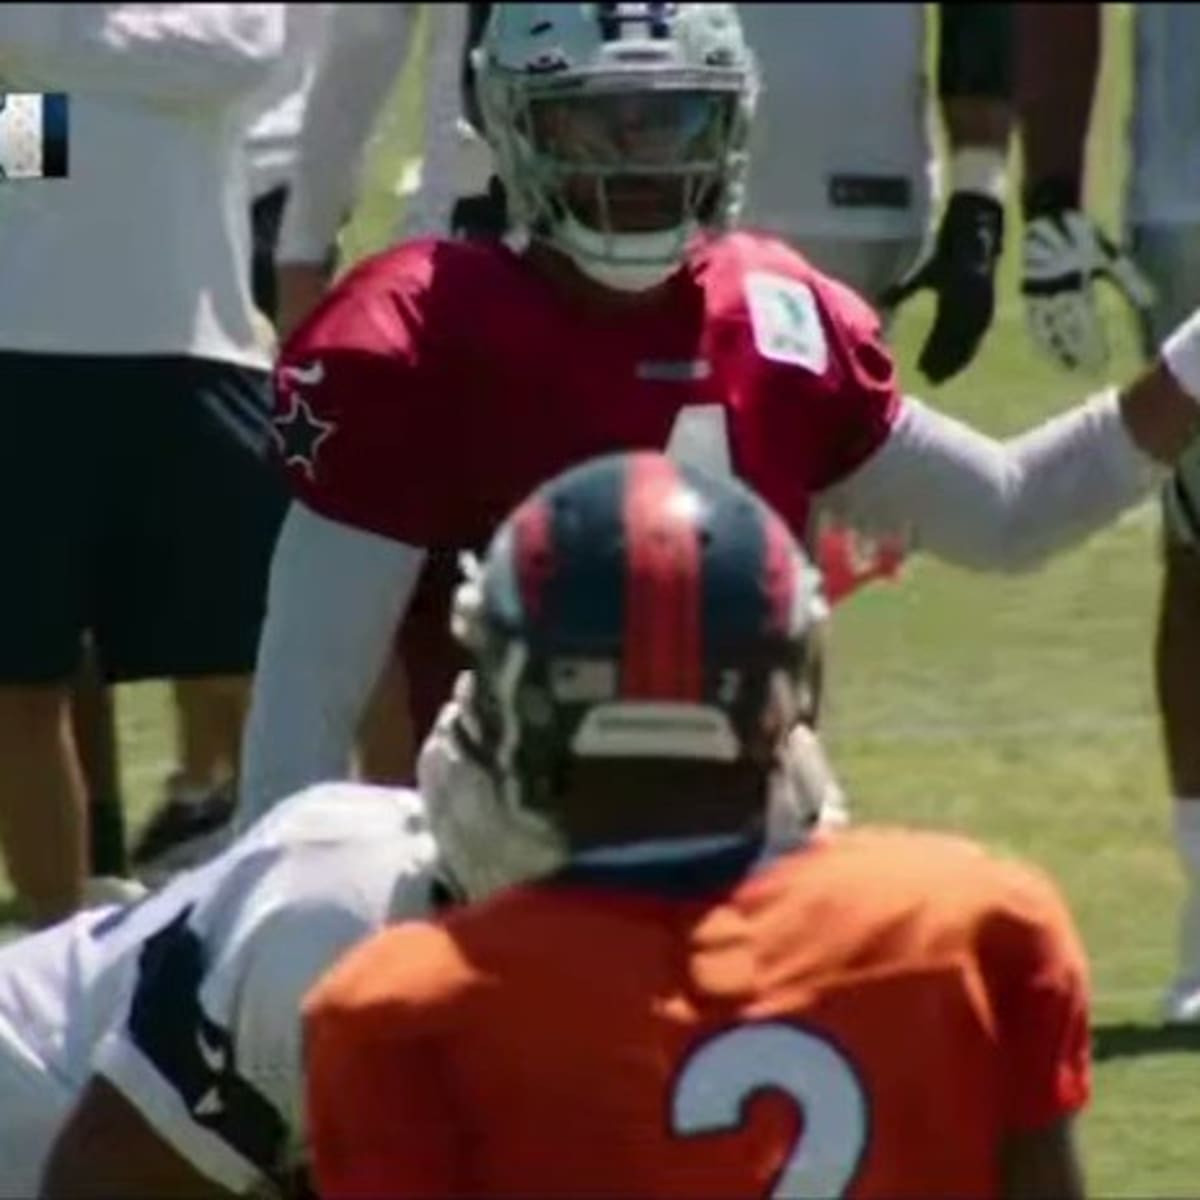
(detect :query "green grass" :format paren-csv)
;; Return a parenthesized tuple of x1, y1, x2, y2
(3, 5, 1198, 1193)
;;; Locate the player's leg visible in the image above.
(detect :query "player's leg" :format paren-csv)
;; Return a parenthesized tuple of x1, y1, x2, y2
(0, 353, 109, 925)
(102, 357, 287, 881)
(1156, 527, 1200, 1024)
(158, 185, 292, 826)
(71, 637, 127, 879)
(1127, 222, 1200, 1022)
(0, 685, 88, 926)
(171, 676, 244, 789)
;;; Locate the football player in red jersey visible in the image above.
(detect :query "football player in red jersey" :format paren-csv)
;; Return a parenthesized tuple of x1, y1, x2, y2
(304, 450, 1090, 1200)
(239, 2, 1200, 829)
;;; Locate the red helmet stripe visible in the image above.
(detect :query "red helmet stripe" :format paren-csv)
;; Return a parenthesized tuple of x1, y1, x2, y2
(621, 454, 703, 700)
(513, 494, 555, 621)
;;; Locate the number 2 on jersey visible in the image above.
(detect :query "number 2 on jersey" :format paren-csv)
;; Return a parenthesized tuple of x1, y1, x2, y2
(671, 1022, 869, 1199)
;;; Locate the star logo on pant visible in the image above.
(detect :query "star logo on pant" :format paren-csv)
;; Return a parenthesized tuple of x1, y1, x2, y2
(272, 394, 335, 479)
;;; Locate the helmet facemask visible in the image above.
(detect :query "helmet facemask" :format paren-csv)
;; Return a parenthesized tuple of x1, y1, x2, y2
(516, 87, 748, 289)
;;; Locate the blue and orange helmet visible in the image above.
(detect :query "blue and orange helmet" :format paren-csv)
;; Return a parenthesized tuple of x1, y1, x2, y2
(451, 450, 822, 822)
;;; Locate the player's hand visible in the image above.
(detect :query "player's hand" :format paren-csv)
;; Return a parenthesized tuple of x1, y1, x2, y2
(881, 191, 1004, 385)
(1022, 206, 1156, 373)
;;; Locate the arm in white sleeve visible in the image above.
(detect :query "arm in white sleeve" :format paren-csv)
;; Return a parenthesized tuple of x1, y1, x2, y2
(237, 501, 426, 830)
(819, 391, 1166, 572)
(275, 4, 416, 264)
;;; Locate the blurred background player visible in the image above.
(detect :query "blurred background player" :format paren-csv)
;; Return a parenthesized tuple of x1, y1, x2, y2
(127, 1, 334, 883)
(1015, 2, 1200, 1026)
(0, 4, 291, 923)
(75, 4, 336, 892)
(129, 4, 504, 879)
(305, 450, 1092, 1200)
(238, 1, 1200, 842)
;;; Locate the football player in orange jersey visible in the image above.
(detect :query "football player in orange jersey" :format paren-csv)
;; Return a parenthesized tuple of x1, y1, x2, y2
(303, 449, 1090, 1200)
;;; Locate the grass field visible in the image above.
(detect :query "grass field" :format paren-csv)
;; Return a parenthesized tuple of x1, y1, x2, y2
(3, 5, 1199, 1193)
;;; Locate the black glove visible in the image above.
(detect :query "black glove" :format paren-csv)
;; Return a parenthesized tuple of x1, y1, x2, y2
(881, 191, 1004, 384)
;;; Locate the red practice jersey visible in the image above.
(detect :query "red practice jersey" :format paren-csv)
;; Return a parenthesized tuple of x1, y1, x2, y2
(274, 233, 901, 743)
(305, 828, 1091, 1199)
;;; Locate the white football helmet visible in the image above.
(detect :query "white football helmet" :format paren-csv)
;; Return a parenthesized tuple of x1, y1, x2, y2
(473, 3, 760, 291)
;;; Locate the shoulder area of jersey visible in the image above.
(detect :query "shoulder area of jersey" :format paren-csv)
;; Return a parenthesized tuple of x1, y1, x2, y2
(246, 782, 433, 855)
(806, 824, 1064, 907)
(336, 234, 518, 299)
(693, 230, 882, 373)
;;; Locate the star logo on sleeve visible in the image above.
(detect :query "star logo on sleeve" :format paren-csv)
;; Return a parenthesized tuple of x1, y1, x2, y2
(272, 391, 336, 480)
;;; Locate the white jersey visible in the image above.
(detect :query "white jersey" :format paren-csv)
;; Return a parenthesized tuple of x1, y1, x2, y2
(0, 783, 438, 1194)
(738, 3, 936, 242)
(1127, 3, 1200, 228)
(0, 4, 285, 364)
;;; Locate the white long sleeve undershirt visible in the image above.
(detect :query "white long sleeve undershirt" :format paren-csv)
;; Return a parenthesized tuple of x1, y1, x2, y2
(237, 502, 425, 830)
(818, 389, 1164, 571)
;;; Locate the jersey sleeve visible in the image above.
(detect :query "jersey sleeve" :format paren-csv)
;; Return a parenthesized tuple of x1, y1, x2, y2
(304, 925, 460, 1196)
(976, 861, 1092, 1133)
(806, 271, 903, 490)
(90, 847, 398, 1193)
(273, 257, 485, 547)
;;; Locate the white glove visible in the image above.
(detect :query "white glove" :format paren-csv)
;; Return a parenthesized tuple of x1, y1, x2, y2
(1022, 209, 1156, 373)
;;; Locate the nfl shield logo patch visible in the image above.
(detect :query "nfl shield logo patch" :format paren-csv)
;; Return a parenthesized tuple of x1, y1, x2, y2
(746, 271, 828, 374)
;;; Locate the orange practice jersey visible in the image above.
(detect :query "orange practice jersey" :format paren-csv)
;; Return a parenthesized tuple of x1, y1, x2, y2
(304, 828, 1091, 1199)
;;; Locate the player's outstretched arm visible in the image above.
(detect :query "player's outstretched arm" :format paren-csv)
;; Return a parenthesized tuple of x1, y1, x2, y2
(41, 1077, 235, 1199)
(237, 501, 426, 830)
(820, 312, 1200, 571)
